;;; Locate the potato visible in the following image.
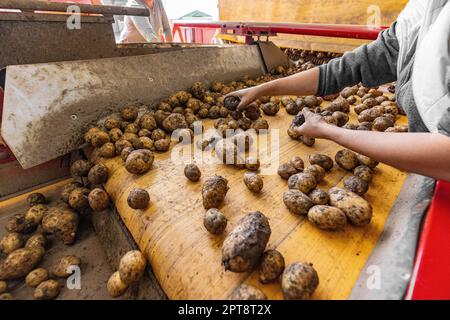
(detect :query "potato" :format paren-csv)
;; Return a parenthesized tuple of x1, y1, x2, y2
(229, 284, 267, 300)
(139, 113, 157, 131)
(202, 175, 229, 209)
(301, 136, 315, 147)
(134, 136, 154, 151)
(385, 125, 409, 133)
(304, 95, 319, 107)
(307, 205, 347, 230)
(340, 87, 357, 98)
(203, 208, 227, 235)
(354, 165, 373, 183)
(347, 96, 357, 105)
(285, 102, 301, 115)
(0, 233, 23, 254)
(282, 262, 319, 300)
(122, 132, 139, 145)
(120, 147, 134, 162)
(42, 206, 79, 245)
(70, 159, 92, 178)
(357, 122, 372, 131)
(115, 139, 133, 156)
(107, 271, 128, 298)
(308, 189, 329, 205)
(354, 103, 370, 115)
(68, 187, 90, 210)
(283, 190, 313, 215)
(5, 214, 36, 234)
(119, 250, 147, 284)
(261, 102, 280, 116)
(356, 154, 379, 169)
(222, 211, 271, 273)
(25, 233, 47, 249)
(243, 172, 263, 193)
(373, 116, 394, 131)
(51, 255, 81, 278)
(154, 138, 171, 152)
(251, 119, 269, 134)
(27, 193, 47, 207)
(223, 96, 240, 111)
(287, 172, 317, 194)
(332, 111, 349, 127)
(303, 165, 325, 183)
(191, 82, 207, 99)
(343, 123, 358, 130)
(244, 104, 261, 121)
(98, 142, 116, 158)
(277, 163, 298, 180)
(125, 149, 154, 174)
(26, 268, 49, 287)
(358, 106, 384, 122)
(162, 113, 187, 133)
(0, 247, 44, 280)
(121, 106, 139, 122)
(259, 249, 285, 284)
(91, 130, 110, 148)
(335, 149, 359, 170)
(138, 128, 151, 138)
(184, 164, 201, 182)
(88, 163, 109, 185)
(25, 204, 48, 226)
(104, 116, 121, 130)
(0, 281, 6, 294)
(61, 181, 82, 203)
(84, 127, 101, 144)
(127, 188, 150, 209)
(328, 187, 372, 226)
(88, 188, 110, 212)
(0, 293, 14, 300)
(309, 153, 333, 171)
(245, 157, 260, 171)
(343, 175, 369, 196)
(34, 279, 60, 300)
(290, 156, 304, 172)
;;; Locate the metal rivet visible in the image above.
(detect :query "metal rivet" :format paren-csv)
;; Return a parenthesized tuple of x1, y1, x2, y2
(71, 114, 78, 120)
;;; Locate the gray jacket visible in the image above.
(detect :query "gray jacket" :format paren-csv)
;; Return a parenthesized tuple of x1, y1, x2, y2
(318, 0, 450, 136)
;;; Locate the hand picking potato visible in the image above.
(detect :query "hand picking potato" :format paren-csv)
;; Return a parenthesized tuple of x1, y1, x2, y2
(34, 279, 60, 300)
(308, 189, 329, 205)
(88, 188, 110, 212)
(52, 255, 81, 278)
(243, 172, 263, 193)
(107, 271, 128, 298)
(307, 205, 347, 230)
(118, 250, 147, 285)
(125, 149, 154, 174)
(0, 233, 23, 254)
(42, 207, 79, 245)
(203, 208, 227, 235)
(354, 165, 373, 183)
(282, 262, 319, 300)
(309, 153, 334, 171)
(287, 172, 317, 194)
(259, 249, 285, 284)
(0, 247, 44, 280)
(222, 212, 271, 273)
(25, 233, 47, 249)
(202, 175, 229, 209)
(25, 268, 49, 287)
(303, 165, 325, 183)
(25, 204, 48, 225)
(283, 190, 313, 215)
(27, 193, 47, 207)
(184, 164, 201, 182)
(328, 187, 372, 226)
(343, 175, 369, 196)
(229, 284, 267, 300)
(335, 149, 359, 170)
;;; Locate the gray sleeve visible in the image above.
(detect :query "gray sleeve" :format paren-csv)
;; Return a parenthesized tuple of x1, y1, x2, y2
(158, 1, 171, 36)
(130, 16, 157, 42)
(317, 23, 399, 96)
(438, 107, 450, 137)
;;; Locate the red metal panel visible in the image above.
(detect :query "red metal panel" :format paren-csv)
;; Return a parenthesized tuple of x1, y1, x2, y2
(406, 180, 450, 300)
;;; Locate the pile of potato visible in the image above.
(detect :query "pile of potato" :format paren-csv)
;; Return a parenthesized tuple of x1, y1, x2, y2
(0, 192, 82, 300)
(283, 49, 341, 74)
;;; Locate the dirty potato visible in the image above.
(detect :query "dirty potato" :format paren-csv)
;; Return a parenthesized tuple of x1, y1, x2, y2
(121, 147, 134, 162)
(104, 116, 121, 130)
(61, 181, 82, 203)
(283, 190, 313, 215)
(5, 214, 36, 234)
(154, 138, 171, 152)
(301, 136, 315, 147)
(309, 153, 334, 171)
(25, 204, 48, 225)
(107, 271, 128, 298)
(27, 193, 47, 207)
(162, 113, 188, 132)
(203, 208, 227, 235)
(34, 279, 60, 300)
(25, 233, 47, 249)
(25, 268, 49, 287)
(229, 284, 267, 300)
(356, 154, 379, 169)
(0, 233, 23, 254)
(202, 175, 229, 209)
(0, 247, 45, 280)
(118, 250, 147, 285)
(115, 139, 133, 156)
(259, 249, 285, 284)
(139, 113, 157, 131)
(88, 163, 109, 185)
(282, 262, 319, 300)
(343, 175, 369, 196)
(222, 211, 271, 273)
(303, 165, 325, 183)
(70, 159, 92, 178)
(245, 157, 260, 171)
(91, 130, 110, 148)
(121, 106, 139, 122)
(328, 187, 372, 226)
(42, 206, 79, 245)
(52, 255, 81, 278)
(68, 187, 90, 210)
(335, 149, 359, 171)
(88, 188, 110, 212)
(290, 156, 304, 172)
(243, 172, 263, 193)
(287, 172, 317, 194)
(127, 188, 150, 210)
(261, 102, 280, 116)
(307, 205, 347, 230)
(184, 164, 201, 182)
(354, 165, 373, 183)
(308, 189, 329, 205)
(98, 142, 116, 158)
(125, 149, 154, 174)
(277, 163, 298, 180)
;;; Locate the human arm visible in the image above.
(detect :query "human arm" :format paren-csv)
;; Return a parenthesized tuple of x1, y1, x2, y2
(159, 2, 172, 42)
(295, 109, 450, 182)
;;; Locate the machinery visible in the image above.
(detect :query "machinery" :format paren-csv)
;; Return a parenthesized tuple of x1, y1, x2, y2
(0, 0, 449, 300)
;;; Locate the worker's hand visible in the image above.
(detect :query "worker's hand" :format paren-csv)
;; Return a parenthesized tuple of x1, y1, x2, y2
(227, 87, 261, 112)
(294, 108, 331, 139)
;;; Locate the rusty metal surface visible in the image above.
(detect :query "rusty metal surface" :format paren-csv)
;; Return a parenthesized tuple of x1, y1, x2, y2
(257, 41, 290, 73)
(350, 174, 435, 300)
(0, 0, 149, 16)
(1, 45, 264, 169)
